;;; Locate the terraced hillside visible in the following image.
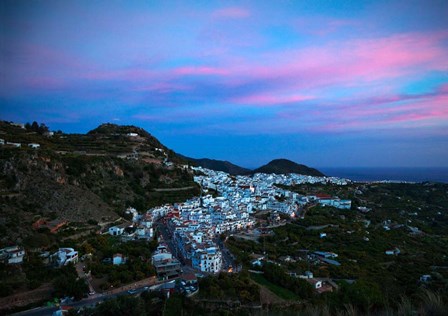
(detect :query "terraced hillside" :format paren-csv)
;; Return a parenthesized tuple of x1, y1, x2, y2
(0, 121, 199, 245)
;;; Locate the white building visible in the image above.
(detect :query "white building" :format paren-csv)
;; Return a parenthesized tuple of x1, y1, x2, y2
(113, 253, 124, 265)
(28, 143, 41, 149)
(152, 245, 173, 264)
(192, 247, 222, 273)
(125, 207, 139, 222)
(108, 226, 125, 236)
(136, 227, 153, 239)
(0, 246, 26, 264)
(6, 142, 21, 147)
(54, 248, 78, 266)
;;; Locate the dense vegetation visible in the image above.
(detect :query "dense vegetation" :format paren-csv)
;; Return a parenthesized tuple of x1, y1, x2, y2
(197, 271, 260, 304)
(85, 236, 158, 289)
(226, 181, 448, 313)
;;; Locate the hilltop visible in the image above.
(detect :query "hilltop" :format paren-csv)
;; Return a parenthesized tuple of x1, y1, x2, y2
(253, 159, 325, 177)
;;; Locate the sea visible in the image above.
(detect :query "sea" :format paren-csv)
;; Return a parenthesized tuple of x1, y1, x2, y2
(319, 167, 448, 183)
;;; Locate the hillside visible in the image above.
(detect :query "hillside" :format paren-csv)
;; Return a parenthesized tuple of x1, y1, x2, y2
(0, 121, 199, 244)
(185, 157, 251, 175)
(253, 159, 325, 176)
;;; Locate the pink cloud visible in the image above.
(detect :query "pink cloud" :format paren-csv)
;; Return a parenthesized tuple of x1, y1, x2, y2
(134, 82, 192, 93)
(173, 66, 229, 76)
(233, 94, 314, 106)
(212, 7, 250, 19)
(321, 93, 448, 132)
(272, 85, 448, 135)
(227, 30, 448, 92)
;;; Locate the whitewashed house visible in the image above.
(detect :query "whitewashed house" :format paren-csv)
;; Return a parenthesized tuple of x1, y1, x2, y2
(0, 246, 26, 264)
(109, 226, 125, 236)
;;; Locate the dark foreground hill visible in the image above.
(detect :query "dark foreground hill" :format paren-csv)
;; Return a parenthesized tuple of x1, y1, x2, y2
(0, 121, 199, 244)
(253, 159, 325, 176)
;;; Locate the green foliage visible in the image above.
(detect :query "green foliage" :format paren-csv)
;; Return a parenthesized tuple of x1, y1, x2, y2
(250, 273, 299, 300)
(198, 272, 260, 303)
(324, 280, 384, 312)
(262, 263, 314, 299)
(73, 292, 210, 316)
(53, 264, 89, 300)
(86, 236, 157, 287)
(90, 295, 146, 316)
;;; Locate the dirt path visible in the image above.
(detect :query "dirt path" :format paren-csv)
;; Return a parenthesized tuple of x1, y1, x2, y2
(153, 186, 195, 192)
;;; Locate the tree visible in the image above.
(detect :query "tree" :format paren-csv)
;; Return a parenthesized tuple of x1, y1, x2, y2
(31, 121, 39, 132)
(38, 123, 49, 134)
(53, 264, 88, 300)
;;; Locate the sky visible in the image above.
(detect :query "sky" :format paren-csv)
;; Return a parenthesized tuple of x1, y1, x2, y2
(1, 0, 448, 168)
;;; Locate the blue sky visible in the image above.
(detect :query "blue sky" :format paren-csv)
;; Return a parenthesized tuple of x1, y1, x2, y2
(1, 0, 448, 167)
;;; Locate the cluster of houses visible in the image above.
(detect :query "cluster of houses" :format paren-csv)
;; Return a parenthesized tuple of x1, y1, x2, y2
(130, 166, 351, 274)
(193, 167, 352, 219)
(0, 244, 79, 268)
(107, 207, 154, 241)
(164, 195, 254, 273)
(105, 167, 350, 275)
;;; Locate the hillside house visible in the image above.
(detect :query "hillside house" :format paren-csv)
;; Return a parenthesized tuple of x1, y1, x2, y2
(299, 271, 314, 279)
(6, 142, 21, 147)
(52, 248, 78, 266)
(152, 245, 182, 279)
(420, 275, 431, 283)
(28, 143, 40, 149)
(136, 227, 153, 240)
(192, 247, 222, 273)
(385, 248, 401, 256)
(306, 278, 323, 290)
(108, 226, 125, 236)
(113, 253, 125, 265)
(0, 246, 26, 264)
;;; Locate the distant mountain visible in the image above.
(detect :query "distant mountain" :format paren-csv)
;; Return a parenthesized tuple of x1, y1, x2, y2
(253, 159, 325, 177)
(184, 156, 324, 177)
(185, 157, 251, 175)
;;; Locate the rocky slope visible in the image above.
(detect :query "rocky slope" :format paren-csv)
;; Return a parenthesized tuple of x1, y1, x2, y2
(0, 121, 199, 244)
